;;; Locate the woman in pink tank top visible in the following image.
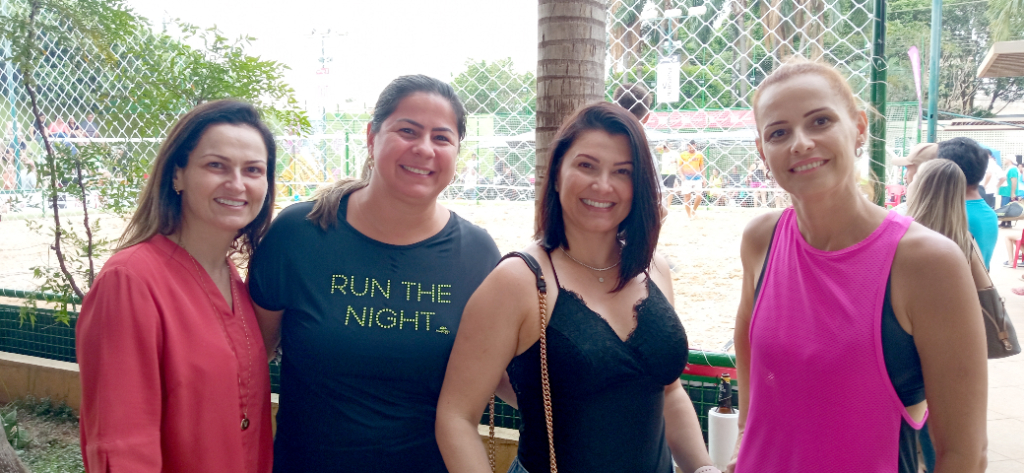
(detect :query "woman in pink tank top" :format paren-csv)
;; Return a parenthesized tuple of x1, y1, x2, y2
(728, 58, 988, 473)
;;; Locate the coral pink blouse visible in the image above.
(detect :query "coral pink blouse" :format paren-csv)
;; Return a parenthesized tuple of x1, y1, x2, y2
(78, 234, 272, 473)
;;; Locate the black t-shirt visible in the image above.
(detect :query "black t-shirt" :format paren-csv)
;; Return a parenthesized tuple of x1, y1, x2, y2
(249, 195, 500, 473)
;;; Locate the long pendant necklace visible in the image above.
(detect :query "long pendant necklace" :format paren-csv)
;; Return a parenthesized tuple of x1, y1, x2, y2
(560, 247, 620, 283)
(181, 243, 254, 431)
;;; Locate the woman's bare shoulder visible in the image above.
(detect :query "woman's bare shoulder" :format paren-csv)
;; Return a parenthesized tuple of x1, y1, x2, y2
(740, 210, 785, 258)
(482, 243, 549, 292)
(894, 222, 968, 272)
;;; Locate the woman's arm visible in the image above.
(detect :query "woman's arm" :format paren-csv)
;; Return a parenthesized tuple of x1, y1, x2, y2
(436, 258, 536, 473)
(494, 371, 518, 410)
(664, 380, 714, 472)
(77, 267, 165, 472)
(892, 226, 988, 473)
(253, 304, 284, 361)
(650, 254, 714, 471)
(727, 211, 781, 473)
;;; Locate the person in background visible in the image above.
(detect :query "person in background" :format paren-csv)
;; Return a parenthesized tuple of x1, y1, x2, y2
(462, 153, 479, 200)
(938, 137, 998, 270)
(678, 140, 705, 217)
(249, 75, 500, 473)
(68, 118, 85, 138)
(83, 113, 100, 138)
(437, 101, 715, 473)
(730, 58, 986, 473)
(726, 165, 742, 205)
(707, 168, 724, 205)
(660, 141, 682, 207)
(907, 159, 980, 266)
(47, 117, 70, 138)
(979, 147, 1001, 208)
(77, 100, 276, 472)
(998, 155, 1019, 223)
(614, 82, 669, 221)
(890, 142, 938, 215)
(905, 158, 991, 471)
(1018, 162, 1024, 200)
(18, 158, 36, 190)
(613, 82, 653, 125)
(1, 148, 16, 190)
(747, 161, 767, 207)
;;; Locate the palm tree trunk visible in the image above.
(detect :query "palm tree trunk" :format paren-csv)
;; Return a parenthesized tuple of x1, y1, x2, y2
(733, 0, 751, 99)
(536, 0, 607, 231)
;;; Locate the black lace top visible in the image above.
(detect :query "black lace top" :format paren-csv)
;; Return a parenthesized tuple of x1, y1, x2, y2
(507, 258, 689, 473)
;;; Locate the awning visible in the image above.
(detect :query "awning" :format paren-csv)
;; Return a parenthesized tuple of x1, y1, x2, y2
(978, 40, 1024, 78)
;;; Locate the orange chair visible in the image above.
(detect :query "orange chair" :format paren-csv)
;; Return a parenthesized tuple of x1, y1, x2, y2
(885, 184, 907, 209)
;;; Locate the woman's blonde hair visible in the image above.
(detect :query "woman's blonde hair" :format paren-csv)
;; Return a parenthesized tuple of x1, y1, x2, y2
(907, 159, 973, 259)
(752, 56, 861, 121)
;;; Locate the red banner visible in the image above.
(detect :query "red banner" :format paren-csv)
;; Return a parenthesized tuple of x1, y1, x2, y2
(645, 110, 756, 130)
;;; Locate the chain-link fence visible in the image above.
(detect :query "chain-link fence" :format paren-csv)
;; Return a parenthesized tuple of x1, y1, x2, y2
(4, 2, 1022, 216)
(5, 2, 1024, 275)
(604, 0, 877, 209)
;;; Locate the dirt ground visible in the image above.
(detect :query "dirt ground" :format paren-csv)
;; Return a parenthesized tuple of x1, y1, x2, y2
(0, 202, 771, 349)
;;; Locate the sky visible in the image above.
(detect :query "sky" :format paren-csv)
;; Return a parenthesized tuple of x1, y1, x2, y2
(126, 0, 539, 112)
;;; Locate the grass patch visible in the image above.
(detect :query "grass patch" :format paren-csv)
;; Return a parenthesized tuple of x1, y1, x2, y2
(18, 443, 83, 473)
(2, 396, 82, 473)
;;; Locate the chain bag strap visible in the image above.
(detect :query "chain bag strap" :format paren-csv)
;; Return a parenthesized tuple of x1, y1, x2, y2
(489, 251, 557, 473)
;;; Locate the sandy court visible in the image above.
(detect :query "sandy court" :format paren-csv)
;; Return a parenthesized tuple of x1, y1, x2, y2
(0, 202, 770, 349)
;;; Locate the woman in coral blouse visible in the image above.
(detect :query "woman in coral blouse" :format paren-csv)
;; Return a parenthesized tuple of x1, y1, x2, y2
(77, 100, 277, 472)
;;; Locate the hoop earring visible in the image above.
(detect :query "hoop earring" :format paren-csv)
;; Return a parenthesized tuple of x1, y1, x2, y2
(855, 147, 864, 158)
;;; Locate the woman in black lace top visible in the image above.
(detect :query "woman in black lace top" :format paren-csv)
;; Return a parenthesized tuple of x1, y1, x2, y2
(436, 102, 715, 473)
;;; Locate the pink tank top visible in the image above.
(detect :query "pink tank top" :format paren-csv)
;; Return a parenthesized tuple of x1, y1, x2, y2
(736, 209, 926, 472)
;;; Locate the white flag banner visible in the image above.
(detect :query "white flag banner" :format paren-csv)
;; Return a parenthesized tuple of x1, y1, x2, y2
(657, 55, 681, 104)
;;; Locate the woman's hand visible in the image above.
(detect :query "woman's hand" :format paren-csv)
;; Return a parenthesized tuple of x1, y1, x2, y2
(252, 304, 283, 361)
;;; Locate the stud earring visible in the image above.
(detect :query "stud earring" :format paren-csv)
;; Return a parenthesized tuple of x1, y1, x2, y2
(174, 185, 181, 195)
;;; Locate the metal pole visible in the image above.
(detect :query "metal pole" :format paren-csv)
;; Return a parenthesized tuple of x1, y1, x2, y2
(869, 0, 888, 207)
(344, 131, 350, 177)
(926, 0, 942, 143)
(2, 0, 23, 189)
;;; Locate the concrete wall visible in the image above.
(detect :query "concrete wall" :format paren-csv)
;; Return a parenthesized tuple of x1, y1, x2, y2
(0, 351, 81, 410)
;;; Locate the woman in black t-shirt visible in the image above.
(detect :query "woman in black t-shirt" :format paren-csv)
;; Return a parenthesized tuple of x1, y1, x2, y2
(437, 103, 715, 473)
(249, 75, 500, 473)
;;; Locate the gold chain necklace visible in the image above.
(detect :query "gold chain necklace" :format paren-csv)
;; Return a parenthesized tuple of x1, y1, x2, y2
(179, 241, 254, 431)
(560, 247, 620, 283)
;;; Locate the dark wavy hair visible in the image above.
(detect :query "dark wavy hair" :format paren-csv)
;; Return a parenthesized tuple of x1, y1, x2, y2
(118, 99, 277, 260)
(538, 102, 661, 292)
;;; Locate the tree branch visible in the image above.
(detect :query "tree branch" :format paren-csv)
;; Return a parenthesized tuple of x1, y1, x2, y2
(24, 1, 85, 300)
(74, 159, 95, 287)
